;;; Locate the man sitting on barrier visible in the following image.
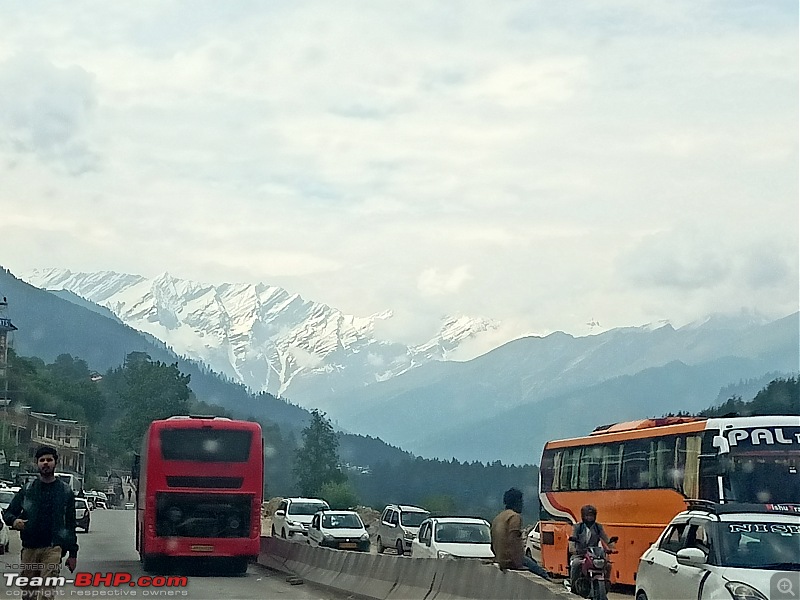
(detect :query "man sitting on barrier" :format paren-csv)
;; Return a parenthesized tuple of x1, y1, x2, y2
(490, 488, 552, 582)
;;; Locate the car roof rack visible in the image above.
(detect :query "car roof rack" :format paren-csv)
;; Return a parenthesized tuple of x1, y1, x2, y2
(684, 499, 800, 516)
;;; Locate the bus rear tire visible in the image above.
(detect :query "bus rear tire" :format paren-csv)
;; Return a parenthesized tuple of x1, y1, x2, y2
(142, 555, 161, 573)
(232, 558, 248, 575)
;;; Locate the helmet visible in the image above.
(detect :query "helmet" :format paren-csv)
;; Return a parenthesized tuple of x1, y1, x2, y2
(580, 505, 597, 520)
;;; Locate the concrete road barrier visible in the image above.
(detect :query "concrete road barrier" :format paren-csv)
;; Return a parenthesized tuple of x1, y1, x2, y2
(259, 536, 564, 599)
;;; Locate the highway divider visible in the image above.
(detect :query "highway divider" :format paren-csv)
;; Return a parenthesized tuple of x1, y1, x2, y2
(258, 536, 566, 599)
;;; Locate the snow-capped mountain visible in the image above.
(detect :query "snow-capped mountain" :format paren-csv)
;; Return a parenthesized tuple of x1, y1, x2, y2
(21, 268, 498, 405)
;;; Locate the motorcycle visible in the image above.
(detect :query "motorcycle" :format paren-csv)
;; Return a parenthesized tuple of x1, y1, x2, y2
(565, 535, 618, 600)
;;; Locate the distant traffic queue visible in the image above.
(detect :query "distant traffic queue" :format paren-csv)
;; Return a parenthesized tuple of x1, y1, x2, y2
(537, 415, 800, 585)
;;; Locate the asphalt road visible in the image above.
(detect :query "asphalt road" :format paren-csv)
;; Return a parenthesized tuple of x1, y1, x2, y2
(1, 509, 353, 600)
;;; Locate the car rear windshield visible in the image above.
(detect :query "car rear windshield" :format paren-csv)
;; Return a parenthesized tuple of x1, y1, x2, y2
(401, 511, 430, 527)
(719, 521, 800, 569)
(160, 429, 252, 462)
(288, 502, 329, 515)
(435, 522, 490, 544)
(322, 513, 363, 529)
(0, 491, 14, 504)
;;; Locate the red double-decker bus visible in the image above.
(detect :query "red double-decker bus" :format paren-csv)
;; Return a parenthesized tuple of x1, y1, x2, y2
(133, 416, 263, 574)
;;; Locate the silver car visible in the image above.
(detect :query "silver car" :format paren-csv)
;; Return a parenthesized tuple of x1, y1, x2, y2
(376, 504, 430, 555)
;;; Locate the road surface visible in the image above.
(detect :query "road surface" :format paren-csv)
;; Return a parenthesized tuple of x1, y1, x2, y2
(1, 508, 352, 600)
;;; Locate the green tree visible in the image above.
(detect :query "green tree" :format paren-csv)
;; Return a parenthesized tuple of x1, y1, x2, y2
(113, 353, 193, 451)
(319, 481, 359, 509)
(293, 409, 345, 496)
(421, 494, 457, 515)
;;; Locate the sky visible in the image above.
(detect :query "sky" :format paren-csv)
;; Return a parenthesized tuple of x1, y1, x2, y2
(1, 1, 797, 355)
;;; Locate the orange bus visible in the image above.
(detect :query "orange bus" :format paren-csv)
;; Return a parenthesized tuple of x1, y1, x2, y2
(133, 416, 263, 574)
(538, 415, 800, 586)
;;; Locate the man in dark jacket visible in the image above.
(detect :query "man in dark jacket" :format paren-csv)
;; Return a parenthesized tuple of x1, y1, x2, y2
(4, 445, 79, 599)
(490, 487, 552, 581)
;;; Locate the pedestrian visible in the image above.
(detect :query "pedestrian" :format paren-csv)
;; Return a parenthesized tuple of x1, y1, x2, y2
(3, 445, 79, 599)
(490, 487, 552, 582)
(127, 488, 132, 501)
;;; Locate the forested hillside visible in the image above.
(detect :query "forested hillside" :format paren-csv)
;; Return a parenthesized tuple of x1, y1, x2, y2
(1, 349, 539, 517)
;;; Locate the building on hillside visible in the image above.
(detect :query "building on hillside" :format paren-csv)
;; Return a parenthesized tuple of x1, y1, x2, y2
(0, 407, 88, 479)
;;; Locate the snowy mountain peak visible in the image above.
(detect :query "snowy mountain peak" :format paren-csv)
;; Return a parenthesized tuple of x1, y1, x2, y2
(21, 268, 499, 405)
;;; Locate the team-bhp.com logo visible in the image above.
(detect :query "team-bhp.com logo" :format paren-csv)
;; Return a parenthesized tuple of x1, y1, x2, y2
(3, 572, 188, 596)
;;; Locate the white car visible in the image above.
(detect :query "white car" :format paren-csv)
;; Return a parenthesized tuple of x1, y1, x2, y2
(376, 504, 430, 555)
(0, 509, 9, 554)
(525, 521, 542, 563)
(307, 510, 370, 552)
(0, 489, 16, 512)
(271, 497, 330, 539)
(411, 517, 494, 560)
(636, 501, 800, 600)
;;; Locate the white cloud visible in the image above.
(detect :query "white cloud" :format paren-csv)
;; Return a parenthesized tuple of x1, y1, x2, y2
(0, 0, 796, 339)
(418, 266, 472, 298)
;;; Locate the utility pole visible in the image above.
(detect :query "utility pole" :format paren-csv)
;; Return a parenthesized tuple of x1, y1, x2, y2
(0, 295, 16, 407)
(0, 295, 17, 478)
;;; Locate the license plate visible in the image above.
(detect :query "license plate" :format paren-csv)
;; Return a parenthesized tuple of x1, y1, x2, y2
(339, 543, 357, 549)
(190, 545, 214, 552)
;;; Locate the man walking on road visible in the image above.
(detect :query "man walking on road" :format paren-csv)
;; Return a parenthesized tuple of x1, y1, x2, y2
(4, 445, 79, 599)
(491, 487, 552, 582)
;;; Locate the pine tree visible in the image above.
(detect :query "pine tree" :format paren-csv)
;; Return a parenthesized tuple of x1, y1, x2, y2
(293, 409, 346, 496)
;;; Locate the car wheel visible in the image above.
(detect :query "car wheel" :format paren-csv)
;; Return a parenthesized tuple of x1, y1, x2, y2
(396, 539, 404, 556)
(525, 548, 532, 558)
(377, 536, 384, 553)
(636, 592, 648, 600)
(271, 525, 276, 537)
(281, 528, 286, 539)
(4, 543, 8, 553)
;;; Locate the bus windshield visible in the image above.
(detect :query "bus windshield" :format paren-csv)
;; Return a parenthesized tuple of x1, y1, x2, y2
(725, 453, 800, 504)
(160, 429, 253, 462)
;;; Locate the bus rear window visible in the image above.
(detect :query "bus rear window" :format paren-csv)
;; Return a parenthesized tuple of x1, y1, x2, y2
(160, 429, 253, 462)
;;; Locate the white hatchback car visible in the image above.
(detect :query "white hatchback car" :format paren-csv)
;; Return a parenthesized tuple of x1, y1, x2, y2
(636, 501, 800, 600)
(411, 517, 494, 560)
(271, 497, 330, 539)
(307, 510, 370, 552)
(376, 504, 430, 556)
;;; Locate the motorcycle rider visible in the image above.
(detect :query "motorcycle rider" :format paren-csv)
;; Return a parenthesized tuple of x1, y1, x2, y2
(569, 505, 613, 588)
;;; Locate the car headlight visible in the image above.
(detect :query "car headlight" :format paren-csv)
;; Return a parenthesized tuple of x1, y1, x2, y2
(287, 520, 301, 527)
(725, 582, 768, 600)
(322, 533, 334, 541)
(360, 532, 370, 541)
(437, 550, 454, 559)
(403, 530, 415, 540)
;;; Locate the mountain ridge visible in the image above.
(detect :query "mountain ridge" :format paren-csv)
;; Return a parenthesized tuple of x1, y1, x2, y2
(22, 268, 498, 404)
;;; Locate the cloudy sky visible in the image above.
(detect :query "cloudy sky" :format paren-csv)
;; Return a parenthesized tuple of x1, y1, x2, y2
(1, 1, 797, 352)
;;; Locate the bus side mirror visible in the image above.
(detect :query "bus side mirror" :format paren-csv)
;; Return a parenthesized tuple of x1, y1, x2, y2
(712, 435, 730, 455)
(132, 454, 140, 481)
